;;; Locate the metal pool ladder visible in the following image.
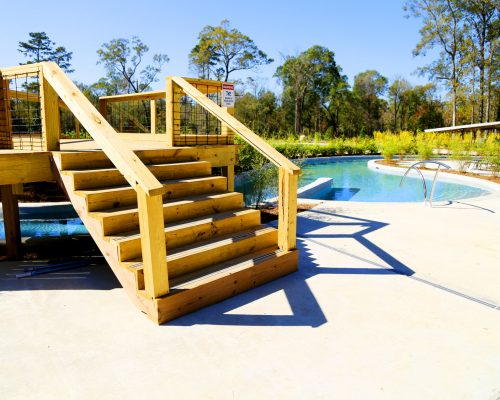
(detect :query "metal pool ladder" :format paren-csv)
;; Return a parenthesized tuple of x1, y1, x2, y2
(400, 161, 451, 206)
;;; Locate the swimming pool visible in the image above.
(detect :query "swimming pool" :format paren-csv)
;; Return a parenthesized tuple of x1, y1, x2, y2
(0, 157, 493, 239)
(236, 156, 491, 203)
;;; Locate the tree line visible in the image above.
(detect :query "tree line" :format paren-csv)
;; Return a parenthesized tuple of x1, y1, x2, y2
(15, 2, 499, 137)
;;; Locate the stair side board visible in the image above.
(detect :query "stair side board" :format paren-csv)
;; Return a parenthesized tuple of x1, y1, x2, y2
(152, 249, 299, 324)
(53, 160, 157, 316)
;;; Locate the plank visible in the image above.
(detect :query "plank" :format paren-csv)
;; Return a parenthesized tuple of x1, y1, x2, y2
(0, 151, 54, 185)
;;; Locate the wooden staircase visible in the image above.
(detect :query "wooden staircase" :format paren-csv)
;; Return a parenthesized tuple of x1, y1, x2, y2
(52, 149, 298, 324)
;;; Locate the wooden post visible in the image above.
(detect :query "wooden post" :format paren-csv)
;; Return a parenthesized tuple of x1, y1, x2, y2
(150, 99, 157, 134)
(1, 185, 21, 259)
(166, 77, 174, 147)
(98, 99, 108, 120)
(278, 167, 298, 251)
(75, 119, 80, 139)
(221, 107, 235, 191)
(40, 75, 60, 151)
(0, 77, 13, 149)
(137, 188, 169, 298)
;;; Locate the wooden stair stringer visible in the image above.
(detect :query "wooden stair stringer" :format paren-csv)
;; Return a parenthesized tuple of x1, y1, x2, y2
(52, 157, 156, 316)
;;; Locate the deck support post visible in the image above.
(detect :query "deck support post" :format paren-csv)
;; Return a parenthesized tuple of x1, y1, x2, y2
(1, 184, 21, 259)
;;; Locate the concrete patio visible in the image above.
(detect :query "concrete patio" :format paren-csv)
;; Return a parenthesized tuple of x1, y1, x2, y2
(1, 195, 500, 399)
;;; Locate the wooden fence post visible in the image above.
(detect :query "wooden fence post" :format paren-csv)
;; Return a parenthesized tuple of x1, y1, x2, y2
(0, 77, 13, 149)
(278, 167, 298, 251)
(137, 188, 169, 298)
(150, 99, 157, 134)
(40, 74, 60, 151)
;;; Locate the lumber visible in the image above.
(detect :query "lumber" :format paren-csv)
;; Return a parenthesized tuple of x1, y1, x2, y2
(1, 185, 21, 259)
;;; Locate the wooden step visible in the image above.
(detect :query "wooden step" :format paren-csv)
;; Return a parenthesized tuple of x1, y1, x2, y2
(64, 161, 212, 190)
(154, 248, 298, 324)
(56, 149, 197, 170)
(76, 176, 228, 211)
(112, 208, 261, 262)
(124, 225, 278, 281)
(91, 192, 244, 236)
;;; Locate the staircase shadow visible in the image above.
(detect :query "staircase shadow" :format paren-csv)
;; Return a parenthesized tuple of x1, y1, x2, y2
(167, 208, 414, 327)
(0, 235, 120, 291)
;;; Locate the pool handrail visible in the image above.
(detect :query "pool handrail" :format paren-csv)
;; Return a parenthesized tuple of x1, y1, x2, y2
(400, 161, 451, 206)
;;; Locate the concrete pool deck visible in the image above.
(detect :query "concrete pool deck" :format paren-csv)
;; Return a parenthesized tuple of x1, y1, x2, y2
(1, 196, 500, 399)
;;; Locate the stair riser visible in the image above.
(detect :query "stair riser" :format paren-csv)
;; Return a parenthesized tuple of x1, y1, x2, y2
(99, 193, 244, 236)
(117, 210, 261, 261)
(70, 163, 211, 190)
(83, 177, 227, 211)
(167, 229, 278, 279)
(57, 149, 195, 170)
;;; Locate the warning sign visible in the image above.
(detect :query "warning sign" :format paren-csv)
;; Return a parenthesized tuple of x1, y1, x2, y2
(221, 83, 235, 107)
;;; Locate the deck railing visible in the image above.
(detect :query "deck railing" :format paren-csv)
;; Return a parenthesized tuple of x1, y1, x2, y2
(0, 62, 169, 299)
(170, 77, 300, 251)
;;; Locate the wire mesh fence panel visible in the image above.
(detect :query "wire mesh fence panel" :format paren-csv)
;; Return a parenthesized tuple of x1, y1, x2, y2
(174, 82, 233, 146)
(0, 72, 44, 150)
(107, 100, 152, 133)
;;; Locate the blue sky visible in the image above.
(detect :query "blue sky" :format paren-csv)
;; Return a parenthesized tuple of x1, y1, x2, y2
(0, 0, 434, 93)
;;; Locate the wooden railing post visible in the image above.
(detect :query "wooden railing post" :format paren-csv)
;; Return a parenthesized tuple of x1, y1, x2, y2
(137, 188, 169, 298)
(221, 106, 235, 191)
(98, 99, 108, 120)
(278, 167, 298, 251)
(40, 72, 60, 151)
(150, 99, 157, 134)
(0, 77, 13, 149)
(166, 77, 174, 147)
(1, 184, 21, 259)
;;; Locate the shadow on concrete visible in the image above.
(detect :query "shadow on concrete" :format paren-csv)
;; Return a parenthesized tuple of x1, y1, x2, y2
(167, 208, 414, 328)
(0, 235, 120, 291)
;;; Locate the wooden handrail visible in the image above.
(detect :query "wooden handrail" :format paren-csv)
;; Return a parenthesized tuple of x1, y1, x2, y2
(41, 62, 164, 196)
(169, 77, 300, 251)
(172, 77, 300, 175)
(100, 90, 166, 103)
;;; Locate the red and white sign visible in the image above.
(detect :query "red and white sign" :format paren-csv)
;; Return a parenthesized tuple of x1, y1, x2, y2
(222, 83, 235, 107)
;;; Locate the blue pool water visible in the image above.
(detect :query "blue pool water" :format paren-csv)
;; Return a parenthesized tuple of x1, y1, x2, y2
(0, 157, 492, 239)
(236, 156, 491, 204)
(299, 157, 490, 202)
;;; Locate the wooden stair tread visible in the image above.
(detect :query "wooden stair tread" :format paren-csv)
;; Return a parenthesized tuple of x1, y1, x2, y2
(89, 192, 241, 217)
(61, 160, 210, 174)
(169, 247, 284, 289)
(123, 225, 277, 269)
(109, 208, 258, 240)
(75, 176, 226, 195)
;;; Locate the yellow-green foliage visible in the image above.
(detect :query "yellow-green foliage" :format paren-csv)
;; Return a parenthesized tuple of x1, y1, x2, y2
(416, 132, 436, 160)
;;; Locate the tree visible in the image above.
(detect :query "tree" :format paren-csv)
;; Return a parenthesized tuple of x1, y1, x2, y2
(353, 70, 388, 134)
(405, 0, 466, 126)
(189, 20, 273, 81)
(275, 46, 345, 135)
(18, 32, 73, 72)
(96, 37, 169, 94)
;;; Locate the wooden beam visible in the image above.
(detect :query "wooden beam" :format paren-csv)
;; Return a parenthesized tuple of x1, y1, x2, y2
(278, 167, 298, 251)
(1, 185, 21, 259)
(40, 75, 61, 151)
(0, 78, 13, 149)
(100, 90, 166, 103)
(0, 64, 42, 78)
(137, 188, 169, 298)
(0, 151, 54, 185)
